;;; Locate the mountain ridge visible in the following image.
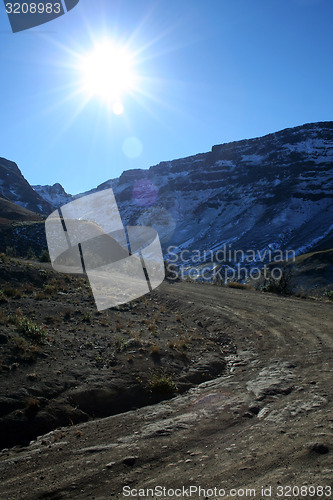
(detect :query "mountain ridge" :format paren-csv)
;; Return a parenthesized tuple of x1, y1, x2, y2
(2, 121, 333, 265)
(33, 120, 333, 201)
(0, 157, 52, 214)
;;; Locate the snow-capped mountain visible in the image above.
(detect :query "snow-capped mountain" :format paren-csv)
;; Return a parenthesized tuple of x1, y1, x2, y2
(32, 179, 120, 212)
(10, 121, 333, 263)
(90, 121, 333, 262)
(32, 183, 73, 211)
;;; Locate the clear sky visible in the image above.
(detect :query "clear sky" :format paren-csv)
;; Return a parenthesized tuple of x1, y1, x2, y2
(0, 0, 332, 194)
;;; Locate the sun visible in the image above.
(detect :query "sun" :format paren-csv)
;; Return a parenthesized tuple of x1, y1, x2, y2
(79, 40, 136, 112)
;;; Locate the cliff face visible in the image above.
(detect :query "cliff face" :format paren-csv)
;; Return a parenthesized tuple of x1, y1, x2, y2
(32, 183, 72, 211)
(110, 121, 333, 259)
(0, 157, 52, 215)
(6, 121, 333, 262)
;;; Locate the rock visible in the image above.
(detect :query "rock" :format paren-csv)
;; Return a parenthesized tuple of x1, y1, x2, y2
(246, 362, 295, 400)
(308, 442, 329, 454)
(123, 456, 138, 466)
(179, 354, 226, 385)
(0, 397, 23, 417)
(105, 462, 116, 468)
(248, 404, 261, 415)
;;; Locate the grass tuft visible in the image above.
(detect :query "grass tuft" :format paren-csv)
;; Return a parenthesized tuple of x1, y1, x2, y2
(16, 316, 47, 344)
(148, 373, 176, 394)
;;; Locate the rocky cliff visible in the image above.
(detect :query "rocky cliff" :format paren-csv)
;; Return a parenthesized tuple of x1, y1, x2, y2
(5, 121, 333, 264)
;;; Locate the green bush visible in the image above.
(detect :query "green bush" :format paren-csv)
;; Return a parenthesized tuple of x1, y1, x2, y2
(16, 316, 47, 344)
(82, 311, 92, 323)
(324, 289, 333, 301)
(148, 373, 176, 394)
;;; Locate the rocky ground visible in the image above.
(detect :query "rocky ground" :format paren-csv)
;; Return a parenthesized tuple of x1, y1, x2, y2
(0, 256, 234, 450)
(0, 258, 332, 499)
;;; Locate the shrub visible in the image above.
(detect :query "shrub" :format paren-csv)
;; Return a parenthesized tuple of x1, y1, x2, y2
(148, 320, 157, 334)
(82, 311, 92, 323)
(115, 317, 123, 331)
(261, 268, 292, 295)
(43, 284, 57, 295)
(148, 373, 176, 394)
(3, 287, 22, 299)
(168, 338, 189, 351)
(176, 339, 188, 350)
(25, 396, 40, 415)
(39, 249, 50, 262)
(295, 287, 308, 299)
(26, 396, 40, 410)
(16, 316, 47, 344)
(164, 261, 180, 282)
(26, 247, 36, 260)
(114, 337, 127, 352)
(95, 354, 104, 367)
(5, 246, 17, 257)
(226, 282, 249, 290)
(11, 336, 39, 363)
(324, 289, 333, 301)
(149, 344, 161, 358)
(23, 283, 34, 295)
(35, 291, 45, 300)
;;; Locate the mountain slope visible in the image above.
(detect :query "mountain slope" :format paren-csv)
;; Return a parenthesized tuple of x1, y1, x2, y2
(286, 248, 333, 292)
(111, 121, 333, 262)
(0, 196, 41, 226)
(12, 121, 333, 265)
(0, 157, 52, 214)
(32, 183, 73, 211)
(252, 248, 333, 294)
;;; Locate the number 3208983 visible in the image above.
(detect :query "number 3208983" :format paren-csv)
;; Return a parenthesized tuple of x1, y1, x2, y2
(5, 3, 61, 14)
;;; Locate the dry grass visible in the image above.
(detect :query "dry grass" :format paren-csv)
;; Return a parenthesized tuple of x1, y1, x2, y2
(226, 282, 249, 290)
(11, 337, 39, 363)
(3, 287, 23, 299)
(149, 344, 161, 358)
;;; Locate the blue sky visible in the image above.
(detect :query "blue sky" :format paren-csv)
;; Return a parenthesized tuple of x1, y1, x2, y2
(0, 0, 332, 194)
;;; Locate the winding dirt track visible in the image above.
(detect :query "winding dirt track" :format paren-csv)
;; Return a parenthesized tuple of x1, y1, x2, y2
(0, 282, 332, 500)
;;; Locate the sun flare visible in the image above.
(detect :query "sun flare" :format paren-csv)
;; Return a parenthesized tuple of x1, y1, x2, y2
(79, 40, 136, 110)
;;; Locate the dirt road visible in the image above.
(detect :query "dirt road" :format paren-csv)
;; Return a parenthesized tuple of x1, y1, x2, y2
(0, 282, 332, 500)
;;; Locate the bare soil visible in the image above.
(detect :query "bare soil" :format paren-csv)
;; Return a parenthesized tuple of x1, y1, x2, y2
(0, 258, 234, 450)
(0, 259, 332, 499)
